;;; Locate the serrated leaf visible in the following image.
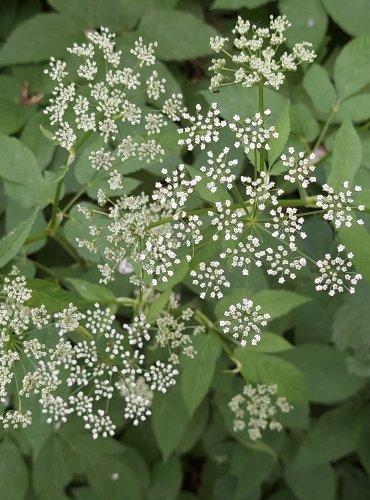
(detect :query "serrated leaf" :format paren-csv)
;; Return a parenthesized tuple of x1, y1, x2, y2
(328, 121, 361, 191)
(138, 10, 218, 61)
(152, 385, 189, 460)
(0, 439, 29, 500)
(0, 208, 38, 268)
(334, 34, 370, 99)
(181, 332, 220, 415)
(252, 290, 311, 320)
(303, 64, 337, 113)
(0, 14, 81, 66)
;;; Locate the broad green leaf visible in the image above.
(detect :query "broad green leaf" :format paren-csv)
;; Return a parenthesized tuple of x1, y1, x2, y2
(0, 134, 54, 208)
(336, 94, 370, 123)
(280, 0, 327, 49)
(322, 0, 370, 37)
(303, 64, 337, 113)
(27, 278, 80, 311)
(290, 103, 319, 143)
(0, 75, 35, 134)
(252, 290, 311, 320)
(152, 385, 189, 460)
(33, 434, 74, 500)
(0, 14, 81, 66)
(294, 405, 363, 466)
(328, 121, 361, 190)
(181, 332, 220, 415)
(285, 463, 336, 500)
(21, 111, 56, 169)
(231, 443, 277, 497)
(65, 277, 117, 306)
(268, 103, 290, 165)
(334, 34, 370, 99)
(149, 456, 182, 500)
(357, 406, 370, 477)
(178, 400, 209, 453)
(280, 344, 365, 403)
(47, 0, 141, 30)
(234, 349, 308, 403)
(138, 9, 218, 61)
(332, 284, 370, 375)
(0, 208, 37, 268)
(0, 439, 29, 500)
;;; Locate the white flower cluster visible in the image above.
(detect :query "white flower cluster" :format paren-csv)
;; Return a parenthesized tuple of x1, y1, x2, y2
(229, 384, 292, 440)
(282, 147, 316, 188)
(44, 27, 184, 172)
(315, 245, 362, 296)
(317, 182, 365, 229)
(0, 275, 199, 435)
(230, 110, 278, 154)
(209, 15, 316, 91)
(220, 299, 270, 346)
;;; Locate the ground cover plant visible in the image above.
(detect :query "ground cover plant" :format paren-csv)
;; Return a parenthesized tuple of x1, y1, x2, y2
(1, 1, 370, 499)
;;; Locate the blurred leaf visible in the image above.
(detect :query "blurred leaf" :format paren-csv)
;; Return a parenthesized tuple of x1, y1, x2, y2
(268, 103, 290, 165)
(328, 121, 361, 190)
(152, 384, 189, 460)
(334, 34, 370, 99)
(212, 0, 275, 7)
(231, 443, 277, 497)
(252, 332, 292, 353)
(27, 278, 80, 311)
(290, 103, 319, 142)
(65, 277, 117, 305)
(139, 9, 218, 61)
(339, 225, 370, 283)
(280, 0, 327, 49)
(149, 456, 182, 500)
(181, 332, 220, 415)
(335, 94, 370, 123)
(294, 404, 363, 467)
(0, 439, 29, 500)
(0, 14, 81, 66)
(303, 64, 337, 113)
(33, 433, 73, 500)
(0, 134, 54, 208)
(21, 111, 56, 169)
(0, 208, 38, 268)
(280, 344, 366, 403)
(0, 75, 35, 134)
(285, 463, 336, 500)
(322, 0, 370, 37)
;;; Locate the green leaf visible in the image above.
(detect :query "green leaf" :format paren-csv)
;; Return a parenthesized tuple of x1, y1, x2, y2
(334, 34, 370, 99)
(328, 121, 362, 191)
(336, 94, 370, 123)
(149, 456, 182, 500)
(0, 14, 81, 66)
(231, 443, 277, 497)
(0, 208, 38, 268)
(0, 439, 29, 500)
(280, 0, 327, 49)
(280, 344, 365, 403)
(252, 290, 311, 320)
(303, 64, 337, 113)
(212, 0, 274, 8)
(181, 332, 220, 415)
(0, 75, 35, 134)
(268, 103, 290, 165)
(138, 9, 218, 61)
(322, 0, 370, 37)
(65, 277, 117, 305)
(21, 111, 56, 169)
(294, 405, 363, 466)
(252, 332, 293, 353)
(33, 433, 74, 500)
(152, 385, 189, 460)
(357, 407, 370, 477)
(285, 463, 336, 500)
(290, 103, 319, 142)
(0, 134, 54, 208)
(234, 349, 308, 403)
(27, 278, 80, 311)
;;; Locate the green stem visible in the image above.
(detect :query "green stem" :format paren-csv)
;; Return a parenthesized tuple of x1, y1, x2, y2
(258, 81, 266, 172)
(76, 325, 94, 341)
(312, 100, 341, 152)
(51, 232, 85, 265)
(49, 152, 75, 233)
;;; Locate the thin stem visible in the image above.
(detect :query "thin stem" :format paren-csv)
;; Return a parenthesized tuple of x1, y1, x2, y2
(258, 81, 266, 172)
(312, 100, 341, 152)
(51, 232, 85, 265)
